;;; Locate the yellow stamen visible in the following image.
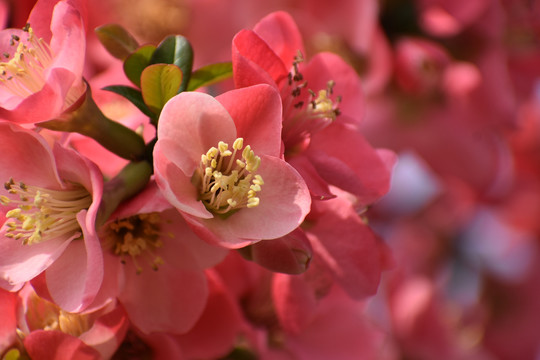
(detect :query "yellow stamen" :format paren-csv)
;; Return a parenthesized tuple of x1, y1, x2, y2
(192, 137, 263, 215)
(102, 213, 169, 274)
(2, 179, 92, 245)
(26, 290, 90, 337)
(0, 25, 81, 106)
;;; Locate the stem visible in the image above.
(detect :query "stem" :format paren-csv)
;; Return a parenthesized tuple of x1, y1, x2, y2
(39, 85, 146, 161)
(96, 160, 153, 227)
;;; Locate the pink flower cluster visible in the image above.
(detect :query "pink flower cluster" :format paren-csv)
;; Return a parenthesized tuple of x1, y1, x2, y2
(1, 0, 539, 359)
(0, 1, 393, 359)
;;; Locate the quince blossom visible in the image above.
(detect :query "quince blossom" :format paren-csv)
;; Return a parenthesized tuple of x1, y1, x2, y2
(96, 181, 228, 334)
(0, 122, 103, 313)
(153, 84, 311, 248)
(8, 284, 128, 360)
(0, 0, 86, 123)
(232, 11, 394, 205)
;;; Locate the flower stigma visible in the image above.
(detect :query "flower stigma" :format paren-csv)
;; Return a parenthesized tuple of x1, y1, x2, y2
(192, 137, 264, 216)
(1, 178, 92, 245)
(0, 24, 82, 106)
(102, 213, 170, 274)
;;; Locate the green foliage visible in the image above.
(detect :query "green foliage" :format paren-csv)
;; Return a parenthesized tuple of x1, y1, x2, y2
(123, 45, 157, 88)
(102, 85, 156, 120)
(187, 62, 233, 91)
(150, 35, 193, 92)
(95, 24, 139, 60)
(140, 64, 183, 114)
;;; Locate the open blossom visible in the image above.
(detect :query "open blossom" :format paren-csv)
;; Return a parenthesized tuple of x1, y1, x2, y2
(153, 84, 311, 248)
(96, 181, 228, 334)
(0, 0, 86, 123)
(233, 11, 394, 205)
(7, 284, 129, 360)
(0, 122, 103, 312)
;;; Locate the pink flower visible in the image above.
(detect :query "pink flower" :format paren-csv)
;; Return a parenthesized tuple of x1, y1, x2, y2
(232, 11, 394, 205)
(96, 181, 228, 334)
(0, 122, 103, 312)
(153, 84, 311, 248)
(16, 284, 129, 360)
(0, 0, 87, 123)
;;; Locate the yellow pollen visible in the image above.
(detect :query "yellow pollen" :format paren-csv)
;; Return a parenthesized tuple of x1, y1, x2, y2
(192, 137, 263, 215)
(0, 25, 80, 106)
(305, 80, 341, 122)
(102, 213, 169, 274)
(283, 69, 342, 148)
(26, 290, 91, 337)
(2, 178, 92, 245)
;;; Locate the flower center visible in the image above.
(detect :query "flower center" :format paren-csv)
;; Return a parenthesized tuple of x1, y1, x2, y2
(0, 24, 81, 106)
(102, 213, 168, 274)
(282, 51, 341, 149)
(192, 138, 264, 215)
(25, 291, 91, 337)
(1, 178, 92, 245)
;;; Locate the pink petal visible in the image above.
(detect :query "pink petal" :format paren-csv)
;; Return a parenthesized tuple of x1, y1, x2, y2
(0, 68, 72, 121)
(0, 229, 72, 288)
(306, 122, 394, 206)
(232, 29, 288, 88)
(24, 330, 101, 360)
(217, 84, 283, 157)
(159, 209, 227, 270)
(287, 287, 385, 360)
(272, 273, 318, 334)
(48, 1, 86, 84)
(252, 11, 305, 68)
(43, 211, 103, 312)
(79, 305, 129, 360)
(189, 156, 310, 247)
(174, 270, 243, 359)
(0, 289, 17, 353)
(154, 142, 212, 219)
(302, 52, 364, 124)
(307, 197, 385, 299)
(119, 263, 208, 334)
(157, 92, 238, 172)
(0, 123, 62, 189)
(287, 155, 336, 200)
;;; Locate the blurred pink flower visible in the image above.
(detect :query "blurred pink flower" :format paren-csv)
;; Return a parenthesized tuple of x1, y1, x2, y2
(0, 122, 103, 312)
(0, 0, 87, 123)
(153, 84, 311, 248)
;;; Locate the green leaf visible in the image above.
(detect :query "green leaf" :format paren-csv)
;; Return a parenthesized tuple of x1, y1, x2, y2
(102, 85, 156, 119)
(123, 45, 156, 88)
(187, 62, 233, 91)
(3, 348, 21, 360)
(95, 24, 139, 60)
(140, 64, 183, 114)
(150, 35, 193, 92)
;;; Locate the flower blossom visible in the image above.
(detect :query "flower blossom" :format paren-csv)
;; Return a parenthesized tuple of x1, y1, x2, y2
(96, 181, 228, 334)
(8, 284, 128, 360)
(232, 11, 394, 206)
(0, 0, 86, 123)
(0, 122, 103, 312)
(153, 84, 311, 248)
